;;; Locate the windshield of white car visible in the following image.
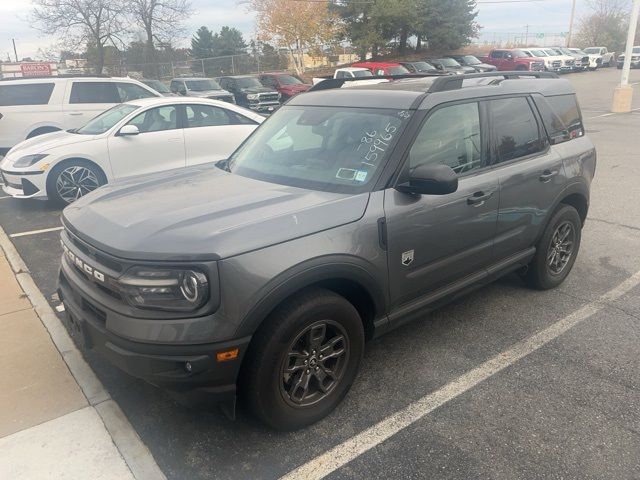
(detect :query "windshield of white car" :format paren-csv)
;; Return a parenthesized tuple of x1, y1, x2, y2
(409, 61, 437, 71)
(144, 80, 170, 94)
(584, 48, 600, 54)
(528, 49, 547, 57)
(352, 70, 373, 78)
(76, 104, 140, 135)
(185, 79, 222, 91)
(228, 106, 413, 194)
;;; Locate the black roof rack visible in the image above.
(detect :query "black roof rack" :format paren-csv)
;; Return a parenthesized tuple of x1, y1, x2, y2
(308, 73, 441, 92)
(0, 74, 112, 82)
(427, 70, 559, 93)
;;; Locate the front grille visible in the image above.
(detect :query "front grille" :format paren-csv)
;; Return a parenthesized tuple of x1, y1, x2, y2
(70, 236, 123, 272)
(531, 62, 544, 71)
(552, 60, 562, 68)
(581, 56, 589, 65)
(564, 60, 575, 66)
(258, 93, 279, 103)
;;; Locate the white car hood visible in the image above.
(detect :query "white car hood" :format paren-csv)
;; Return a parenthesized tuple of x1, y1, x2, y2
(5, 130, 98, 159)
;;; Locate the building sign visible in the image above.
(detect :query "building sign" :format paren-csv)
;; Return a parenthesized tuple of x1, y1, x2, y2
(20, 63, 52, 76)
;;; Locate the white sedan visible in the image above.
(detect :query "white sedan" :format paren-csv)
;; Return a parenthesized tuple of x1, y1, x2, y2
(0, 97, 264, 204)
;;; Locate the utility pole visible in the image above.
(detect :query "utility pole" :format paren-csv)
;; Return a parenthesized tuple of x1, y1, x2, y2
(612, 0, 640, 112)
(567, 0, 577, 47)
(524, 24, 530, 46)
(12, 38, 18, 62)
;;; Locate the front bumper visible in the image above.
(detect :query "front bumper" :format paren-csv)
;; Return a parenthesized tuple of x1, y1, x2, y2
(247, 101, 280, 113)
(0, 169, 47, 199)
(57, 257, 251, 411)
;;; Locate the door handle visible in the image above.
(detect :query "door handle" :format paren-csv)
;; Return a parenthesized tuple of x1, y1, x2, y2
(467, 190, 494, 206)
(539, 170, 559, 182)
(68, 112, 84, 116)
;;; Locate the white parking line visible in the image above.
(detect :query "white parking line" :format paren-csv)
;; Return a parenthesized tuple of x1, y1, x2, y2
(588, 107, 640, 119)
(9, 226, 63, 238)
(281, 270, 640, 480)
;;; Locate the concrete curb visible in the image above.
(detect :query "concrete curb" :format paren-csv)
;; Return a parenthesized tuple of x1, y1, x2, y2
(0, 224, 166, 480)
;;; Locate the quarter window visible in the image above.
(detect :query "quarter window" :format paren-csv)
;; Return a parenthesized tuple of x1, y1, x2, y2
(0, 83, 55, 106)
(409, 102, 482, 175)
(490, 97, 543, 163)
(116, 82, 156, 102)
(127, 106, 178, 133)
(185, 104, 252, 127)
(69, 82, 119, 104)
(534, 94, 584, 144)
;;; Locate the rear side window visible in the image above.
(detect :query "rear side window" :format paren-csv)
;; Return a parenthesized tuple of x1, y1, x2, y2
(69, 82, 119, 104)
(490, 97, 544, 163)
(534, 94, 584, 144)
(0, 83, 54, 106)
(116, 82, 156, 102)
(185, 104, 257, 127)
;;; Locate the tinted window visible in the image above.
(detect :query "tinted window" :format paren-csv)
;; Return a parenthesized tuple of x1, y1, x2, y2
(77, 104, 139, 135)
(535, 94, 584, 144)
(491, 97, 543, 163)
(127, 106, 178, 133)
(491, 51, 504, 59)
(0, 83, 55, 106)
(261, 76, 277, 87)
(185, 104, 239, 127)
(69, 82, 119, 104)
(410, 102, 482, 174)
(116, 82, 156, 101)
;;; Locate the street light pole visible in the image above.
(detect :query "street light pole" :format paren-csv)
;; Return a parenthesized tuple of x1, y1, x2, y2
(567, 0, 577, 47)
(12, 38, 18, 62)
(612, 0, 640, 112)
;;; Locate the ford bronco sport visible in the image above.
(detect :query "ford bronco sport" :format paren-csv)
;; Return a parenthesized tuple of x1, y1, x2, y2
(58, 72, 596, 430)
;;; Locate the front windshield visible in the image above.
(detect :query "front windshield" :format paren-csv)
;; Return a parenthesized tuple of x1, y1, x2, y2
(228, 106, 413, 193)
(543, 49, 558, 56)
(352, 70, 373, 78)
(76, 104, 139, 135)
(278, 75, 304, 85)
(461, 55, 481, 65)
(236, 77, 263, 88)
(185, 79, 222, 91)
(584, 48, 600, 54)
(411, 61, 436, 72)
(558, 48, 573, 55)
(438, 58, 461, 67)
(144, 80, 170, 93)
(529, 49, 547, 57)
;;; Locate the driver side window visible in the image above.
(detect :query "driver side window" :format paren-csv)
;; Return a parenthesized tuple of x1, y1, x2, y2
(127, 106, 178, 134)
(409, 102, 482, 175)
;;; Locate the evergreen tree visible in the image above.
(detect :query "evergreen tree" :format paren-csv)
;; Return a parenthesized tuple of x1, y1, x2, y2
(191, 26, 216, 59)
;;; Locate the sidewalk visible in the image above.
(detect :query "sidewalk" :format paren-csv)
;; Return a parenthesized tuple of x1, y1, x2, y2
(0, 238, 162, 479)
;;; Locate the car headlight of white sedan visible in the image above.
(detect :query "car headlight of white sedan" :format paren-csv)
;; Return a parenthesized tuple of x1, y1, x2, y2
(13, 153, 49, 168)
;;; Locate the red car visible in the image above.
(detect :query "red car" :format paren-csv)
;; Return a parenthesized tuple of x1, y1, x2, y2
(480, 49, 545, 72)
(350, 62, 411, 76)
(259, 73, 311, 101)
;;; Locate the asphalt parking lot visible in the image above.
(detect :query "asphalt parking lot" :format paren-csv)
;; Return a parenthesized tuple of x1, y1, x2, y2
(1, 68, 640, 479)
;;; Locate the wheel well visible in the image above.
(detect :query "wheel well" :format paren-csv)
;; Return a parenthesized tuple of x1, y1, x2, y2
(560, 193, 588, 226)
(27, 126, 61, 139)
(50, 157, 108, 183)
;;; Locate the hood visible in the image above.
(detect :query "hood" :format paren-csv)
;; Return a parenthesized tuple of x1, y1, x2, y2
(587, 53, 602, 59)
(190, 90, 232, 98)
(4, 130, 97, 160)
(62, 164, 369, 261)
(473, 63, 497, 71)
(240, 86, 277, 95)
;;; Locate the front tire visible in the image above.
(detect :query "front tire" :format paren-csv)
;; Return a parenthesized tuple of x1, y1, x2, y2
(47, 160, 106, 206)
(526, 205, 581, 290)
(241, 289, 364, 430)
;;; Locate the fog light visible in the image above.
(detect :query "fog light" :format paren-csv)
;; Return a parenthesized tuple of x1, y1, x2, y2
(184, 362, 193, 373)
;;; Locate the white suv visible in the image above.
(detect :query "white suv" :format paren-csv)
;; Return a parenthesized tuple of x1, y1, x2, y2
(0, 76, 161, 155)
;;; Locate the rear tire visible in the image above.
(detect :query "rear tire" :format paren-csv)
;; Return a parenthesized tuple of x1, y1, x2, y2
(241, 288, 364, 431)
(526, 205, 581, 290)
(46, 160, 107, 206)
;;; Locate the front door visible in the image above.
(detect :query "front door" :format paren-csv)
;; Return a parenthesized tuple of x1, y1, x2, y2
(107, 104, 185, 179)
(384, 101, 499, 309)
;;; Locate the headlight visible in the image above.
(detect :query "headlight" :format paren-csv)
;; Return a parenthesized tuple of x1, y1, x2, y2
(13, 154, 48, 168)
(119, 267, 209, 311)
(247, 94, 259, 100)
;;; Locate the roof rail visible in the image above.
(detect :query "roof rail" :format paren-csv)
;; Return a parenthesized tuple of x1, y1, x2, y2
(0, 73, 111, 82)
(308, 73, 443, 92)
(427, 70, 559, 93)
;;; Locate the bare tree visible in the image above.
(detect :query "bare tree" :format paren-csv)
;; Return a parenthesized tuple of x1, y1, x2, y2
(127, 0, 192, 77)
(32, 0, 127, 74)
(575, 0, 632, 51)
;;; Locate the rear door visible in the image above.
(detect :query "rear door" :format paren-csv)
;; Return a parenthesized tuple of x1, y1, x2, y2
(182, 103, 258, 165)
(107, 104, 185, 178)
(384, 100, 499, 308)
(490, 50, 506, 70)
(64, 81, 120, 128)
(489, 96, 567, 260)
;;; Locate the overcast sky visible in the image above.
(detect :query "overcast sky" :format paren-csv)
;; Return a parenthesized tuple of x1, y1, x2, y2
(1, 0, 592, 61)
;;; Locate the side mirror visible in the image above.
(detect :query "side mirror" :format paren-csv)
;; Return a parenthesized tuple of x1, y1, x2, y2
(118, 125, 140, 136)
(505, 53, 513, 60)
(396, 164, 458, 195)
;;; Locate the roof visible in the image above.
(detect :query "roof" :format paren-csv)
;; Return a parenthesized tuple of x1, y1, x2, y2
(287, 72, 574, 110)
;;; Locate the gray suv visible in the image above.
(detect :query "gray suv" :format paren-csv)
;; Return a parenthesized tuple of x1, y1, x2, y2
(58, 72, 596, 430)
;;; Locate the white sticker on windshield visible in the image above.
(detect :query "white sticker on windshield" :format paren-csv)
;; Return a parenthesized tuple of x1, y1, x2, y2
(355, 170, 368, 182)
(336, 168, 357, 181)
